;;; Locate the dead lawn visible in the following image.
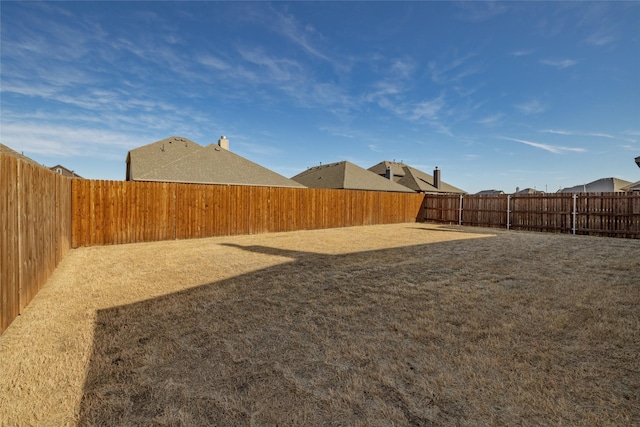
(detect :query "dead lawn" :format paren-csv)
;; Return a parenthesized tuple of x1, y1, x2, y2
(1, 223, 639, 426)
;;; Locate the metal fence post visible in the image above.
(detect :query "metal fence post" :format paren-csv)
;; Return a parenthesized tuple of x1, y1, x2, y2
(572, 194, 577, 235)
(507, 194, 511, 230)
(459, 194, 463, 225)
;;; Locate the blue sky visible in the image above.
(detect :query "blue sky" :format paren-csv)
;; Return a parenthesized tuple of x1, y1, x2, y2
(1, 1, 639, 193)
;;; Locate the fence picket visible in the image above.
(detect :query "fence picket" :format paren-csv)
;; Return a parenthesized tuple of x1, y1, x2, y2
(421, 193, 640, 238)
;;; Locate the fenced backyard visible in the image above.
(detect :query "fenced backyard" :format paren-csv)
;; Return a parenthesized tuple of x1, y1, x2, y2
(1, 223, 638, 425)
(1, 149, 639, 335)
(1, 152, 639, 424)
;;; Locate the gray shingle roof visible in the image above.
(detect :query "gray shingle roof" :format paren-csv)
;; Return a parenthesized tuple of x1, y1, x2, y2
(127, 136, 305, 188)
(368, 161, 465, 194)
(558, 177, 632, 193)
(475, 190, 505, 195)
(368, 161, 407, 179)
(291, 161, 415, 192)
(0, 144, 46, 168)
(622, 180, 640, 192)
(516, 188, 544, 194)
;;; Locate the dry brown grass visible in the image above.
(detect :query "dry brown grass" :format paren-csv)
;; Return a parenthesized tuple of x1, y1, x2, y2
(1, 223, 638, 426)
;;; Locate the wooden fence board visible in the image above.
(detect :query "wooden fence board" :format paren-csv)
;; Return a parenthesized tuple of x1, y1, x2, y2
(1, 153, 72, 335)
(421, 192, 640, 238)
(1, 154, 19, 334)
(69, 181, 425, 247)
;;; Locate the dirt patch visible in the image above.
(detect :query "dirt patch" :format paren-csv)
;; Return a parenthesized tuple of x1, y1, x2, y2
(1, 223, 638, 426)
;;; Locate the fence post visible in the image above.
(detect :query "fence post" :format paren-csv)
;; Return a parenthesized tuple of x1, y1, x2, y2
(458, 194, 463, 225)
(507, 194, 511, 230)
(572, 194, 578, 235)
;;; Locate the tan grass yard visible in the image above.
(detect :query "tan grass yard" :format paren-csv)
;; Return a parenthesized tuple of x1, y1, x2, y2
(1, 223, 638, 426)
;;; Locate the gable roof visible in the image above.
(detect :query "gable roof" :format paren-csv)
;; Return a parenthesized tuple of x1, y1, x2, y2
(368, 161, 466, 194)
(516, 188, 544, 194)
(50, 164, 83, 178)
(291, 161, 415, 192)
(368, 160, 407, 179)
(621, 180, 640, 192)
(0, 144, 46, 168)
(127, 136, 305, 188)
(558, 177, 632, 193)
(475, 190, 505, 195)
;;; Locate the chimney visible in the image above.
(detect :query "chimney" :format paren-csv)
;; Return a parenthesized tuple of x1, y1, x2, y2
(385, 165, 393, 180)
(218, 136, 229, 150)
(433, 166, 441, 189)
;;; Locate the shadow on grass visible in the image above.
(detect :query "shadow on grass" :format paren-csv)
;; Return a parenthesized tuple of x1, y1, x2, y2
(77, 232, 639, 425)
(407, 225, 497, 235)
(77, 239, 485, 426)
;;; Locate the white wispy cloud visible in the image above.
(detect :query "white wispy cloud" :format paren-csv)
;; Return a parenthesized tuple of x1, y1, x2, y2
(1, 122, 144, 160)
(515, 99, 547, 115)
(541, 129, 614, 139)
(510, 49, 536, 57)
(540, 58, 578, 69)
(477, 113, 505, 126)
(410, 97, 445, 122)
(428, 51, 482, 84)
(455, 1, 508, 22)
(585, 30, 617, 47)
(502, 137, 586, 154)
(239, 48, 302, 82)
(390, 58, 416, 79)
(197, 54, 230, 71)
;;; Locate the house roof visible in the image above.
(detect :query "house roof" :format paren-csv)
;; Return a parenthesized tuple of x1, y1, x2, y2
(291, 161, 415, 192)
(368, 160, 407, 179)
(475, 190, 505, 195)
(516, 188, 544, 194)
(558, 177, 633, 193)
(0, 144, 46, 168)
(50, 164, 83, 178)
(127, 136, 305, 188)
(368, 161, 466, 194)
(621, 180, 640, 192)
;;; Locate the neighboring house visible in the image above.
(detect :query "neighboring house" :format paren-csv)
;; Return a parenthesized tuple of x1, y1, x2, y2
(515, 188, 544, 195)
(475, 190, 505, 195)
(49, 164, 83, 178)
(621, 180, 640, 193)
(291, 161, 415, 192)
(126, 136, 305, 188)
(368, 161, 466, 194)
(0, 144, 46, 168)
(558, 177, 632, 193)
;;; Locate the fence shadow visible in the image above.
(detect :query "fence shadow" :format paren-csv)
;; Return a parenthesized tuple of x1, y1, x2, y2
(76, 232, 639, 425)
(78, 238, 492, 426)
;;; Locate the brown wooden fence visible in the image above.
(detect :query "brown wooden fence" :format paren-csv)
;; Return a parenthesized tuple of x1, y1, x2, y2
(4, 166, 638, 335)
(421, 193, 640, 238)
(71, 180, 426, 247)
(0, 153, 72, 334)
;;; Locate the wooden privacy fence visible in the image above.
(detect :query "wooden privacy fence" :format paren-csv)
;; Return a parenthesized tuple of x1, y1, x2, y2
(421, 193, 640, 238)
(71, 180, 426, 247)
(0, 153, 72, 334)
